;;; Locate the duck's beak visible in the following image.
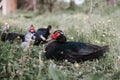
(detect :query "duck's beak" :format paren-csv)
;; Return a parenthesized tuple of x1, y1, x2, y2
(46, 37, 52, 41)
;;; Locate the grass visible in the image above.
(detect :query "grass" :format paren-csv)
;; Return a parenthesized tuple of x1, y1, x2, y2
(0, 7, 120, 80)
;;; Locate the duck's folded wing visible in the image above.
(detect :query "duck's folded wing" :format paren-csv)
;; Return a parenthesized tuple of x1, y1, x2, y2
(78, 43, 109, 55)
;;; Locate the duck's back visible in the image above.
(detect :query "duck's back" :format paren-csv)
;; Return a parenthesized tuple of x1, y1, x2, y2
(37, 28, 50, 37)
(37, 29, 47, 37)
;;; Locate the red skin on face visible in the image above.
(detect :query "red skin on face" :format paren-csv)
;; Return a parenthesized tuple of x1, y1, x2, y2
(51, 32, 60, 40)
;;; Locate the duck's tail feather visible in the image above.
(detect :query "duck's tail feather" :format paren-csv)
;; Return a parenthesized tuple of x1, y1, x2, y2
(99, 45, 109, 54)
(82, 45, 109, 61)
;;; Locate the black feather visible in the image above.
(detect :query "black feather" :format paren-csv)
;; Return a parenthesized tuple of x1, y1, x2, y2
(45, 30, 109, 63)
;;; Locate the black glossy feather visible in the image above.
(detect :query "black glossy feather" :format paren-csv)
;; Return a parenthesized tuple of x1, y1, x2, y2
(45, 41, 109, 63)
(33, 27, 51, 45)
(45, 30, 109, 63)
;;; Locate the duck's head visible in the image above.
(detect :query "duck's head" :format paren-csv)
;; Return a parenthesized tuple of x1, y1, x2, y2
(50, 30, 67, 43)
(47, 25, 52, 31)
(2, 23, 10, 33)
(47, 25, 52, 35)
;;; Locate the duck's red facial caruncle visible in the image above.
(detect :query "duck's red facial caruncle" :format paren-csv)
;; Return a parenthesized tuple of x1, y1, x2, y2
(51, 32, 61, 40)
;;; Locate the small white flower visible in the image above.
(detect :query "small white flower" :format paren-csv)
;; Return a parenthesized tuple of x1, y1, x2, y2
(117, 56, 120, 60)
(74, 63, 79, 68)
(69, 37, 74, 40)
(33, 64, 37, 68)
(8, 63, 11, 66)
(102, 34, 105, 37)
(61, 51, 64, 54)
(107, 20, 111, 23)
(65, 59, 68, 62)
(95, 40, 100, 44)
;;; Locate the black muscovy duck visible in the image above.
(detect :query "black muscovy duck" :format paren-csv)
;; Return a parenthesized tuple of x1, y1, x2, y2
(1, 23, 25, 42)
(1, 32, 25, 42)
(33, 25, 52, 45)
(45, 30, 109, 63)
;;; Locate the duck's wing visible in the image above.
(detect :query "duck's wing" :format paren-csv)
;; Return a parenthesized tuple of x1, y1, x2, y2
(78, 43, 109, 55)
(65, 45, 109, 62)
(37, 28, 47, 36)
